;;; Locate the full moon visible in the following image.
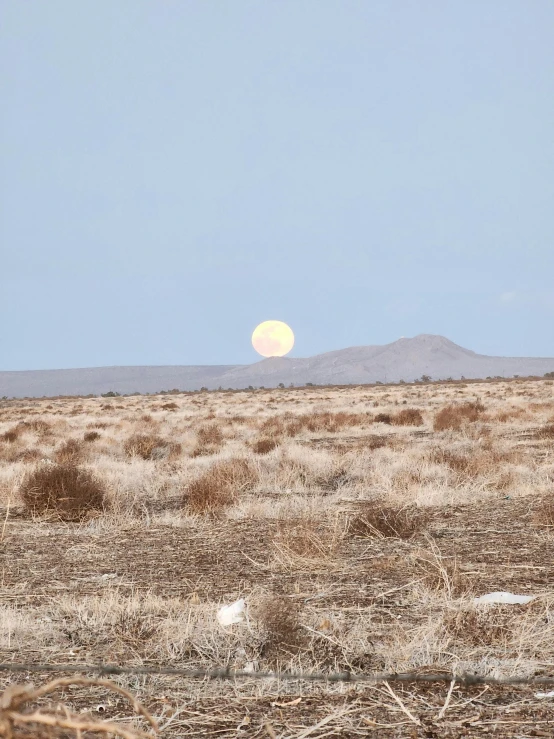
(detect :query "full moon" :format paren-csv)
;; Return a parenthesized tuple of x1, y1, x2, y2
(252, 320, 295, 358)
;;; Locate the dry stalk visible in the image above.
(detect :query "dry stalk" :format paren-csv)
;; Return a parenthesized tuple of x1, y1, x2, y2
(0, 676, 158, 739)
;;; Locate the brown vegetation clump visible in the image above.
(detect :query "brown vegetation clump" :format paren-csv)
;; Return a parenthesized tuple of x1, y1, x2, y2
(410, 544, 465, 597)
(124, 433, 178, 460)
(55, 438, 85, 464)
(433, 401, 486, 431)
(191, 423, 224, 457)
(443, 607, 517, 646)
(374, 413, 392, 425)
(84, 430, 101, 442)
(348, 499, 430, 539)
(251, 437, 279, 454)
(392, 408, 424, 426)
(184, 457, 258, 515)
(272, 516, 345, 565)
(256, 594, 303, 657)
(428, 444, 520, 489)
(1, 426, 20, 443)
(19, 463, 106, 521)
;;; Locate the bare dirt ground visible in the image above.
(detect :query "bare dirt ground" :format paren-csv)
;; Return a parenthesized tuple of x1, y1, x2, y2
(1, 378, 554, 737)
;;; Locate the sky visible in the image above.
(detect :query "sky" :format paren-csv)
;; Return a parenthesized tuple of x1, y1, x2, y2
(1, 1, 553, 371)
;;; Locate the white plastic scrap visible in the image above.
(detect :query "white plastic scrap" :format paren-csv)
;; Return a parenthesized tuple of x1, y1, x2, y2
(473, 591, 535, 605)
(217, 598, 246, 626)
(535, 691, 554, 699)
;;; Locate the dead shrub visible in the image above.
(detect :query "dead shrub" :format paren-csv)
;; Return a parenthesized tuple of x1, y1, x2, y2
(257, 595, 303, 657)
(348, 499, 430, 539)
(443, 607, 517, 647)
(410, 544, 465, 597)
(191, 423, 224, 457)
(392, 408, 424, 426)
(184, 457, 258, 515)
(161, 402, 178, 410)
(55, 438, 85, 464)
(272, 516, 345, 566)
(433, 401, 486, 431)
(84, 430, 101, 442)
(19, 463, 106, 521)
(374, 413, 392, 425)
(124, 433, 174, 460)
(252, 437, 279, 454)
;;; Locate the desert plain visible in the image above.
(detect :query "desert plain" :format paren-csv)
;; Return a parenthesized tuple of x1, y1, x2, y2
(1, 377, 554, 737)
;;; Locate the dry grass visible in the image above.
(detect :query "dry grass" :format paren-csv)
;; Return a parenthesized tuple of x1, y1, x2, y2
(184, 457, 258, 514)
(124, 433, 180, 461)
(391, 408, 424, 426)
(0, 677, 157, 738)
(251, 437, 279, 454)
(19, 463, 106, 521)
(348, 499, 431, 539)
(433, 400, 486, 431)
(1, 377, 554, 735)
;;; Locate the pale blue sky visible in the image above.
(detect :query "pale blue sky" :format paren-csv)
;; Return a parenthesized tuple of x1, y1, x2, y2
(1, 1, 553, 370)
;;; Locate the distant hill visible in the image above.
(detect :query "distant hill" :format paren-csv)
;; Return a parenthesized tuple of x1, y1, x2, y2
(1, 334, 553, 398)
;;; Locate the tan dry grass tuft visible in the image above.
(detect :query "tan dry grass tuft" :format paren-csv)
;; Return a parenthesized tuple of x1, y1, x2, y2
(55, 438, 86, 464)
(251, 437, 280, 454)
(392, 408, 424, 426)
(124, 434, 180, 461)
(184, 457, 258, 515)
(348, 499, 431, 539)
(191, 423, 224, 457)
(433, 401, 486, 431)
(271, 515, 346, 569)
(19, 463, 106, 522)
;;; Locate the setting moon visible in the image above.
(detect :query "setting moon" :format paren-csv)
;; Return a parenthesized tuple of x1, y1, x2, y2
(252, 320, 295, 358)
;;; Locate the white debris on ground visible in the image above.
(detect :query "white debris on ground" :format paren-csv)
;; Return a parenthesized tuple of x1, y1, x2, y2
(535, 691, 554, 699)
(473, 591, 535, 605)
(217, 598, 246, 626)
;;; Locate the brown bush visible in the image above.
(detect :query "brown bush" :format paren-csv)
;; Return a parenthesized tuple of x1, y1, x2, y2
(374, 413, 392, 425)
(433, 401, 486, 431)
(184, 458, 258, 515)
(161, 402, 178, 411)
(392, 408, 424, 426)
(55, 439, 85, 464)
(251, 437, 279, 455)
(19, 463, 106, 521)
(124, 433, 176, 460)
(191, 423, 225, 457)
(84, 430, 101, 442)
(256, 595, 303, 657)
(348, 499, 430, 539)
